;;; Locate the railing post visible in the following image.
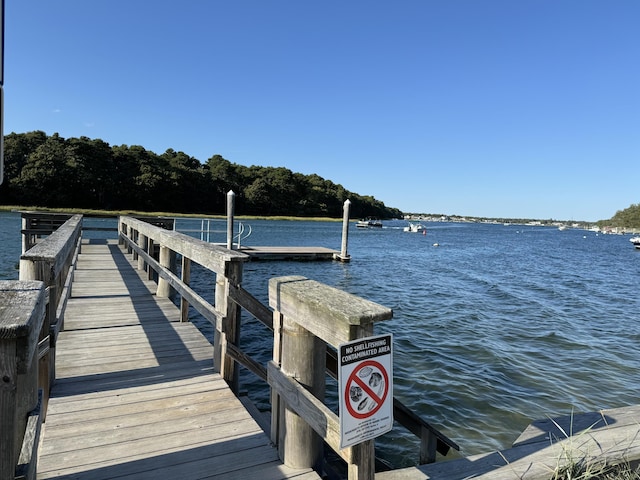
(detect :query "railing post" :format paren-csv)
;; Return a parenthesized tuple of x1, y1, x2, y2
(0, 281, 46, 480)
(227, 190, 235, 250)
(214, 259, 243, 392)
(180, 257, 191, 322)
(126, 225, 134, 254)
(132, 229, 139, 262)
(420, 426, 438, 464)
(156, 245, 176, 300)
(21, 215, 31, 253)
(147, 239, 155, 281)
(137, 233, 148, 271)
(278, 314, 326, 470)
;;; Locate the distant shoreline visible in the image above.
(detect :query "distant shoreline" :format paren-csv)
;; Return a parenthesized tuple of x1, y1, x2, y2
(2, 205, 637, 231)
(0, 205, 344, 222)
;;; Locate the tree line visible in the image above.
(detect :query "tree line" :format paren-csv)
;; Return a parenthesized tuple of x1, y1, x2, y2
(606, 203, 640, 229)
(0, 131, 402, 219)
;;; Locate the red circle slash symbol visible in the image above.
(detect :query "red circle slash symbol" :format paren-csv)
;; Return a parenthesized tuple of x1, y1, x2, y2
(344, 360, 389, 420)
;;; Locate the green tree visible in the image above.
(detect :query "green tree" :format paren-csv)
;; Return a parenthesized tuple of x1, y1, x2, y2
(14, 133, 72, 206)
(1, 131, 49, 202)
(65, 136, 114, 208)
(607, 203, 640, 229)
(111, 145, 142, 209)
(161, 149, 208, 213)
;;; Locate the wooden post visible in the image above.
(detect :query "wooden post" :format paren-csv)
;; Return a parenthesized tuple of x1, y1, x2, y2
(21, 215, 30, 253)
(126, 225, 134, 254)
(180, 257, 191, 322)
(227, 190, 235, 250)
(270, 310, 284, 446)
(0, 281, 46, 480)
(132, 230, 139, 262)
(137, 233, 148, 271)
(147, 239, 155, 281)
(420, 426, 438, 464)
(213, 260, 243, 393)
(277, 316, 326, 470)
(118, 218, 124, 246)
(156, 245, 176, 300)
(337, 199, 351, 262)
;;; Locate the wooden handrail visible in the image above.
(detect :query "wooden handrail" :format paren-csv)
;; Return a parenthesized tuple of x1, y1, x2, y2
(19, 214, 83, 420)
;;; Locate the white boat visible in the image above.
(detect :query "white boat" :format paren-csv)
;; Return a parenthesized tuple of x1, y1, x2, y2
(630, 236, 640, 249)
(403, 223, 425, 233)
(356, 218, 383, 229)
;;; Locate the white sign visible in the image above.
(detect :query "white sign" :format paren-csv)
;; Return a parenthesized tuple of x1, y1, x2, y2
(338, 334, 393, 449)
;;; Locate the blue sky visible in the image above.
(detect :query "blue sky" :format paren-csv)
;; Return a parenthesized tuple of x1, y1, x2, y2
(4, 1, 639, 221)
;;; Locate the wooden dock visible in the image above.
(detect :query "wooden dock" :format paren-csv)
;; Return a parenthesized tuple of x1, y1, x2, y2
(36, 239, 320, 480)
(239, 245, 340, 261)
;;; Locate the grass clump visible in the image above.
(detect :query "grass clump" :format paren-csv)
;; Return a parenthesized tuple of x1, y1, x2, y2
(549, 412, 640, 480)
(552, 458, 640, 479)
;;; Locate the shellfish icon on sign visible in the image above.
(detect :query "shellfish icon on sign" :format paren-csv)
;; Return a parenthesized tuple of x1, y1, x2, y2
(345, 360, 389, 420)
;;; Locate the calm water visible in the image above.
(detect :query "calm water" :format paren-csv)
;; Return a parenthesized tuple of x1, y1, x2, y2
(2, 212, 639, 468)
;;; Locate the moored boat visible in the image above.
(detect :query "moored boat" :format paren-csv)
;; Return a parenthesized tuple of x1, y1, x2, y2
(356, 218, 383, 229)
(403, 222, 425, 233)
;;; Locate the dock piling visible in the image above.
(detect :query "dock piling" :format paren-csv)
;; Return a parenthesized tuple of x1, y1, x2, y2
(336, 199, 351, 262)
(227, 190, 235, 249)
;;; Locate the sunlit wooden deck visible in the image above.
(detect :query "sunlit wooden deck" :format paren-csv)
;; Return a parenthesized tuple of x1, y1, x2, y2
(36, 239, 320, 480)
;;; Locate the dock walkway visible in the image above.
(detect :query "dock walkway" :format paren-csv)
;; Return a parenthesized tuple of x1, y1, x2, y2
(36, 238, 320, 480)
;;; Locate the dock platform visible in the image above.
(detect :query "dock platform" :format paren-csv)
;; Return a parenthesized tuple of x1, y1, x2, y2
(239, 245, 340, 261)
(36, 239, 320, 480)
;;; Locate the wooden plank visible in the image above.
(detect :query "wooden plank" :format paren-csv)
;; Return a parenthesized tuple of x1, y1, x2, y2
(513, 404, 640, 447)
(229, 284, 273, 329)
(48, 361, 218, 397)
(38, 425, 273, 479)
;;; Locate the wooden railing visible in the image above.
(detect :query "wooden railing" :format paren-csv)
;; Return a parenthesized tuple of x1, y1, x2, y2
(19, 214, 82, 415)
(20, 212, 74, 253)
(119, 215, 459, 479)
(0, 213, 82, 479)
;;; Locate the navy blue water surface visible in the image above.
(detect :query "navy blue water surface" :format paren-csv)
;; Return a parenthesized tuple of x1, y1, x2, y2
(2, 213, 638, 467)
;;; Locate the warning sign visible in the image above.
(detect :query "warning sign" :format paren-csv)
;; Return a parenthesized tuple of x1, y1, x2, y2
(338, 334, 393, 449)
